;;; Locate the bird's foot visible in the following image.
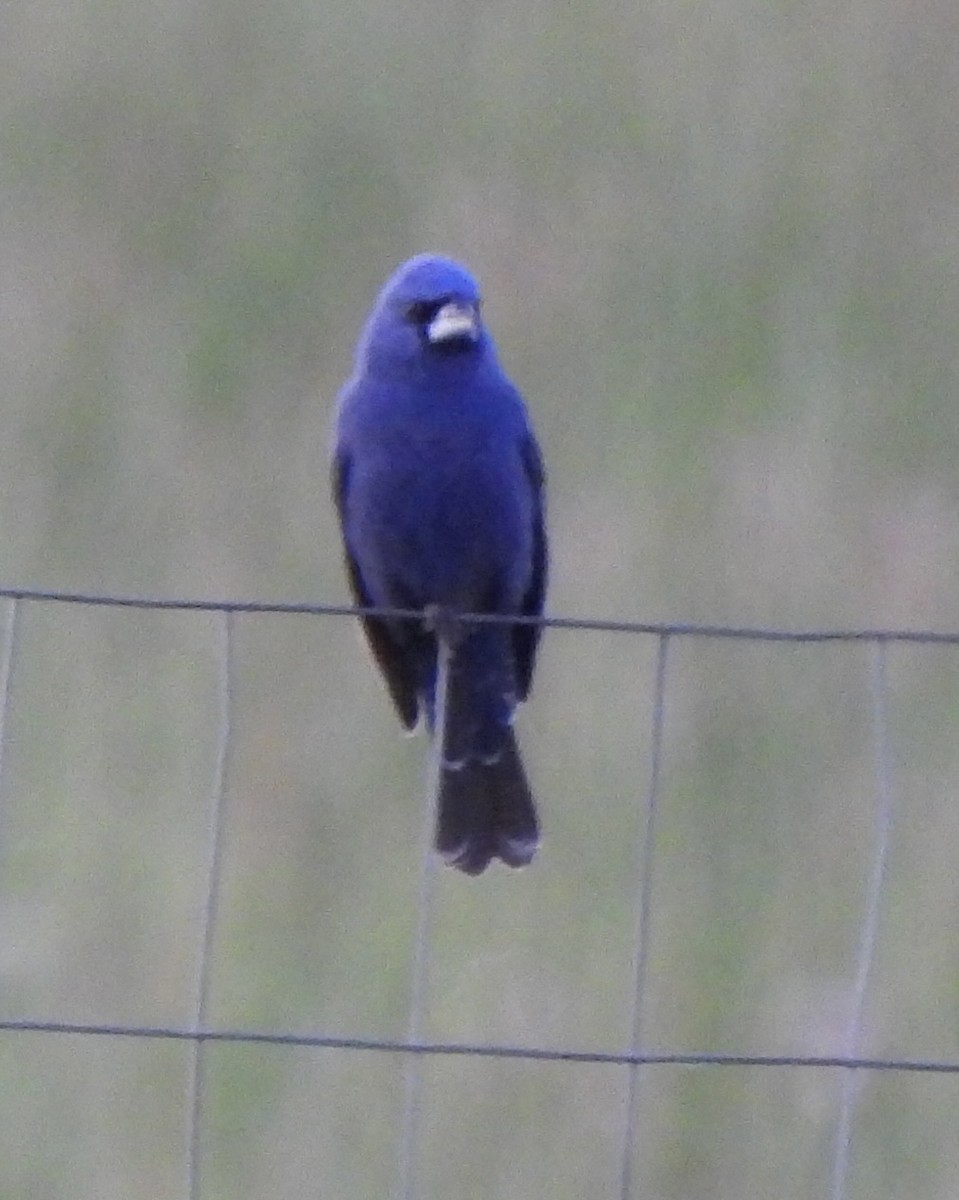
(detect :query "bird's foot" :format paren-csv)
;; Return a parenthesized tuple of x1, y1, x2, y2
(423, 603, 466, 649)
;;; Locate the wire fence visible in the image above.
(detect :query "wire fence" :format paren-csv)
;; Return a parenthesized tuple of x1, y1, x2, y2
(0, 585, 954, 1198)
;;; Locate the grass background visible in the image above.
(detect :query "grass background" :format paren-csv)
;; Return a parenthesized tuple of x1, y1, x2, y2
(3, 1, 959, 1196)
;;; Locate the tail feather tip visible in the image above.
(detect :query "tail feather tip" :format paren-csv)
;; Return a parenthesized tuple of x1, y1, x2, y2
(438, 831, 539, 876)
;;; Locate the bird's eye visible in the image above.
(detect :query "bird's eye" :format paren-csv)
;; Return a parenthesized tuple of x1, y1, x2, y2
(402, 298, 444, 325)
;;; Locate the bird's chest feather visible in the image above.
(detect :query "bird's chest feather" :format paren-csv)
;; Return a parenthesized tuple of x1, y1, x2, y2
(351, 393, 531, 607)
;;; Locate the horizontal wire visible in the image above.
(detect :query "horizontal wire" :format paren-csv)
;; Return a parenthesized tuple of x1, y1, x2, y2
(1, 1019, 957, 1075)
(4, 584, 959, 644)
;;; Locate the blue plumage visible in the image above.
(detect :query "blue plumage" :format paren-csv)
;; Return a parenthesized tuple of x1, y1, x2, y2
(332, 254, 547, 874)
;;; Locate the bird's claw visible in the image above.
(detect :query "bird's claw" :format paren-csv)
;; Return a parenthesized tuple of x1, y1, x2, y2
(423, 603, 466, 649)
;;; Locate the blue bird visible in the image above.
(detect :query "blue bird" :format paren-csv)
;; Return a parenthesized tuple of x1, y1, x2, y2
(332, 254, 548, 875)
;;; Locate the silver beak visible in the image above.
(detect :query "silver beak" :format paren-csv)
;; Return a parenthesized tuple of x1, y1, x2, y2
(427, 301, 480, 344)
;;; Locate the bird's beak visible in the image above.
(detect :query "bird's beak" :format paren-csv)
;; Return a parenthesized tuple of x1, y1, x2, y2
(427, 301, 480, 344)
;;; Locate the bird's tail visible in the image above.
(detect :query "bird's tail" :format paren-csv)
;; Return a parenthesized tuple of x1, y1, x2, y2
(435, 728, 539, 875)
(423, 625, 539, 875)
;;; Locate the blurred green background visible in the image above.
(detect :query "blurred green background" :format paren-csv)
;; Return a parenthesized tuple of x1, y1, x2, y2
(3, 0, 959, 1197)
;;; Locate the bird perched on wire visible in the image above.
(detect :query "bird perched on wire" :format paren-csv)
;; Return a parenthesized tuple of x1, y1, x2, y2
(332, 254, 547, 875)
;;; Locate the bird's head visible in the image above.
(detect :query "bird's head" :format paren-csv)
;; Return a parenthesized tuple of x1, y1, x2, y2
(356, 254, 490, 375)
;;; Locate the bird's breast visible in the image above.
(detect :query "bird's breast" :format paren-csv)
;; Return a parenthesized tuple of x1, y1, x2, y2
(354, 426, 532, 611)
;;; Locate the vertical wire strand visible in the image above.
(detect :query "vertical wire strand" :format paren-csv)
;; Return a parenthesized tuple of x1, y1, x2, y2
(619, 633, 670, 1200)
(830, 639, 895, 1200)
(186, 610, 235, 1200)
(0, 598, 20, 864)
(394, 633, 452, 1200)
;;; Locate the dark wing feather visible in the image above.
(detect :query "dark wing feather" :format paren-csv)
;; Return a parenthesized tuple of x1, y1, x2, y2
(331, 448, 420, 728)
(514, 433, 547, 700)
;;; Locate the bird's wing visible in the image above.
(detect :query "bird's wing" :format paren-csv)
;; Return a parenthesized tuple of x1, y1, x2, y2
(331, 447, 420, 728)
(514, 433, 548, 700)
